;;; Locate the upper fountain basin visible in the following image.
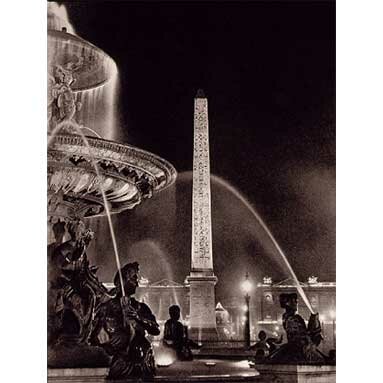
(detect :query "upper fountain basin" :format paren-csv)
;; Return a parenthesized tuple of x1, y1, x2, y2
(48, 29, 117, 91)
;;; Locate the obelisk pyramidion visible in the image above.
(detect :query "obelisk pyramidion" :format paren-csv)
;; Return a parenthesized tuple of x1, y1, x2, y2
(186, 89, 218, 341)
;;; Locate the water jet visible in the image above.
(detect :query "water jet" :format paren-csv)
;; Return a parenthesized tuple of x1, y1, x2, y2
(47, 3, 177, 366)
(211, 175, 314, 314)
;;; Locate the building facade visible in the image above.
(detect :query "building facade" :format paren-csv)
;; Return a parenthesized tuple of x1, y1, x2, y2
(132, 275, 336, 351)
(135, 278, 190, 323)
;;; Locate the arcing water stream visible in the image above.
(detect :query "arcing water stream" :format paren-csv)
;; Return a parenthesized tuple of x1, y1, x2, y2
(211, 175, 314, 314)
(48, 0, 313, 313)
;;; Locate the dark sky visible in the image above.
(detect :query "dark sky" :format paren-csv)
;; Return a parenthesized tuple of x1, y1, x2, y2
(58, 1, 335, 300)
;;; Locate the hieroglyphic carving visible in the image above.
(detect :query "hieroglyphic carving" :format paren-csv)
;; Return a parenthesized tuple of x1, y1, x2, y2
(191, 96, 213, 270)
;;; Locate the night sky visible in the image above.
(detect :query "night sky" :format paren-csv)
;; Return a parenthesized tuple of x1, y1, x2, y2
(58, 1, 335, 301)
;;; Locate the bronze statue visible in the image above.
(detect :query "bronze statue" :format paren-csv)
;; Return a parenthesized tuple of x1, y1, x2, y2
(93, 262, 160, 380)
(48, 220, 67, 345)
(48, 220, 111, 346)
(267, 293, 325, 364)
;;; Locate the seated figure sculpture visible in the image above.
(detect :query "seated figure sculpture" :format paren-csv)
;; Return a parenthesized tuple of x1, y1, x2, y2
(50, 221, 111, 345)
(93, 262, 160, 380)
(48, 221, 112, 367)
(267, 293, 325, 364)
(163, 305, 200, 361)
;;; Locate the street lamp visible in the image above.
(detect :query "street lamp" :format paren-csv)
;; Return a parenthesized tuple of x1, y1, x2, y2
(241, 272, 253, 348)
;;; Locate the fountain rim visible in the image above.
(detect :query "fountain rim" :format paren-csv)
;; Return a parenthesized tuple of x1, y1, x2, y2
(48, 29, 117, 92)
(48, 133, 177, 191)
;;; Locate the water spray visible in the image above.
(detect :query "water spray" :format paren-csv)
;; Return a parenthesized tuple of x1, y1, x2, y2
(212, 175, 315, 314)
(48, 122, 126, 296)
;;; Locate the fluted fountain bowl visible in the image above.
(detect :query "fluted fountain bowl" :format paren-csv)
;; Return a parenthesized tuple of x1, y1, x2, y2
(48, 134, 177, 221)
(48, 29, 117, 91)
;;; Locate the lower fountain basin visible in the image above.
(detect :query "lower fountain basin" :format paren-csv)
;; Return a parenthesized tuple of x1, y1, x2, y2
(48, 134, 176, 221)
(48, 359, 259, 382)
(254, 364, 336, 383)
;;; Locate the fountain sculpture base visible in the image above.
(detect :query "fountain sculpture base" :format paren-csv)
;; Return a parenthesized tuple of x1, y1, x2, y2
(48, 344, 111, 369)
(255, 364, 336, 383)
(48, 359, 259, 382)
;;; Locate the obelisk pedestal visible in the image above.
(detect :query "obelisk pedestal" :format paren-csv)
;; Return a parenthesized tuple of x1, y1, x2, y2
(186, 90, 218, 342)
(187, 270, 218, 342)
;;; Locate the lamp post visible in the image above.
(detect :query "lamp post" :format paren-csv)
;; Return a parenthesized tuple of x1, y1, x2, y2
(241, 272, 253, 348)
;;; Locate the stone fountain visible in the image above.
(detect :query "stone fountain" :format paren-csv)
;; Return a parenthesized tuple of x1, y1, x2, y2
(47, 4, 176, 370)
(47, 10, 176, 227)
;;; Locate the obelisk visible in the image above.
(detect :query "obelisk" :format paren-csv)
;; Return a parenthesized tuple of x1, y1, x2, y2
(186, 89, 218, 341)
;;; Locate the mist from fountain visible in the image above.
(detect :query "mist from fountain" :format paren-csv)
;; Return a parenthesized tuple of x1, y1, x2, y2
(158, 297, 163, 320)
(48, 2, 75, 34)
(48, 121, 126, 295)
(48, 2, 120, 140)
(129, 239, 181, 311)
(77, 70, 120, 140)
(211, 175, 314, 314)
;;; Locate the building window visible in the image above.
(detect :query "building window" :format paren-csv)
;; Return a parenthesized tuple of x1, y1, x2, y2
(264, 293, 273, 304)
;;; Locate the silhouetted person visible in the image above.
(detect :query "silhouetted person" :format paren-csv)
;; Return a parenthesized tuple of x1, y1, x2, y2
(250, 330, 270, 357)
(254, 348, 266, 361)
(163, 305, 200, 361)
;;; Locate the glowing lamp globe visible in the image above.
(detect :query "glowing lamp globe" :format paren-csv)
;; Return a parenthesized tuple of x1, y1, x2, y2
(241, 278, 253, 295)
